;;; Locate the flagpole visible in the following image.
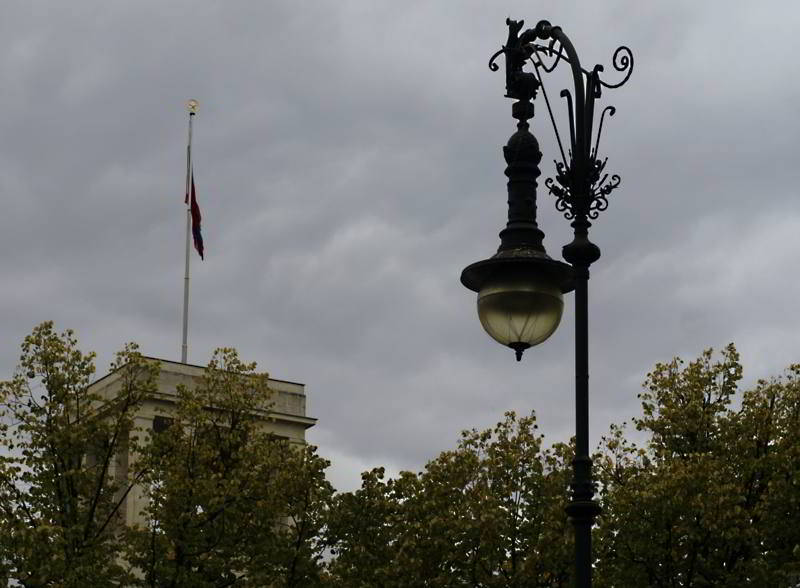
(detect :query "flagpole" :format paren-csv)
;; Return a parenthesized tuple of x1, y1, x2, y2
(181, 99, 197, 363)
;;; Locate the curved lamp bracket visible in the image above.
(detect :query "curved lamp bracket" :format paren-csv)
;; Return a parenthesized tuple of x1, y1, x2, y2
(489, 19, 634, 223)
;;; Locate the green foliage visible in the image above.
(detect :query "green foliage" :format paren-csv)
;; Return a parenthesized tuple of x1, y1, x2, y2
(3, 325, 800, 587)
(327, 345, 800, 587)
(0, 321, 158, 587)
(126, 348, 333, 587)
(325, 412, 574, 587)
(595, 345, 800, 587)
(0, 325, 332, 587)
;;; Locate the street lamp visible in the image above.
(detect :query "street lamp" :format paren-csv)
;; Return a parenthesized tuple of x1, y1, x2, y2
(460, 18, 633, 587)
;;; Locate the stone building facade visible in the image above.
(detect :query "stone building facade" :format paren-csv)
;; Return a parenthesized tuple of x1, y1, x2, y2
(88, 357, 315, 527)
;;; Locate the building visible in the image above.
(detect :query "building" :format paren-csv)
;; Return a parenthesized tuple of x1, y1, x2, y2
(88, 356, 316, 528)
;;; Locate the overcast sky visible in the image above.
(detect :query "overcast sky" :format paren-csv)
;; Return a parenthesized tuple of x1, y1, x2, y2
(1, 2, 799, 491)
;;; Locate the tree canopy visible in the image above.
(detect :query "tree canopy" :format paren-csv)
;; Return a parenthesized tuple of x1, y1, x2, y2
(0, 324, 331, 587)
(324, 412, 574, 587)
(594, 344, 800, 586)
(0, 322, 157, 586)
(126, 348, 333, 587)
(1, 323, 799, 586)
(325, 343, 800, 586)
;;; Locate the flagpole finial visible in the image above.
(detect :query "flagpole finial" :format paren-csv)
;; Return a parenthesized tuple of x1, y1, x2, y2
(187, 99, 199, 115)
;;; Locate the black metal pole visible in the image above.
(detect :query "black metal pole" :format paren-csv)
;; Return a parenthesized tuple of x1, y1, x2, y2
(575, 266, 592, 586)
(564, 218, 601, 587)
(543, 19, 603, 584)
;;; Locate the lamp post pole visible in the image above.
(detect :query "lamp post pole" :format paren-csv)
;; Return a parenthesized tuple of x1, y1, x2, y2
(539, 24, 605, 587)
(566, 239, 599, 588)
(461, 19, 632, 587)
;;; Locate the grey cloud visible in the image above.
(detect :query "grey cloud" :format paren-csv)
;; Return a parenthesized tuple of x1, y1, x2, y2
(1, 1, 799, 491)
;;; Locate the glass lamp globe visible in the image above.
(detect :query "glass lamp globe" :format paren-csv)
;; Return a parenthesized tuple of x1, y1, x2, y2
(477, 274, 564, 360)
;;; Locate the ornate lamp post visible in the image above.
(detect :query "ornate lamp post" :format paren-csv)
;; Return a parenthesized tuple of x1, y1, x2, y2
(460, 19, 633, 587)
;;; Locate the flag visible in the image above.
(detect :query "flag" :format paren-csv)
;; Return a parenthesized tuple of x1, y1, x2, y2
(185, 172, 204, 260)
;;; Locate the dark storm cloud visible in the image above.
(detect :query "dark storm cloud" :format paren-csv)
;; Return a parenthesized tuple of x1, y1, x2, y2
(2, 1, 799, 490)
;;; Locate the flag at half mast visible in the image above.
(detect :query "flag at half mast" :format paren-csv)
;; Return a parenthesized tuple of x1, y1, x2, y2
(185, 172, 204, 260)
(181, 98, 200, 364)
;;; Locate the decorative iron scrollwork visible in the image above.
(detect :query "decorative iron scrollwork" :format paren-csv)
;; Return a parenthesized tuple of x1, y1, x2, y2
(545, 157, 622, 221)
(488, 20, 633, 224)
(525, 42, 634, 93)
(602, 45, 634, 89)
(488, 48, 504, 72)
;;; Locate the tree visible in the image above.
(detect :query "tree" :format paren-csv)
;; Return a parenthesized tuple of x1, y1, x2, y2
(326, 346, 800, 587)
(594, 344, 800, 587)
(324, 466, 407, 587)
(5, 324, 800, 586)
(0, 322, 158, 587)
(125, 348, 333, 587)
(0, 324, 332, 587)
(325, 412, 575, 587)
